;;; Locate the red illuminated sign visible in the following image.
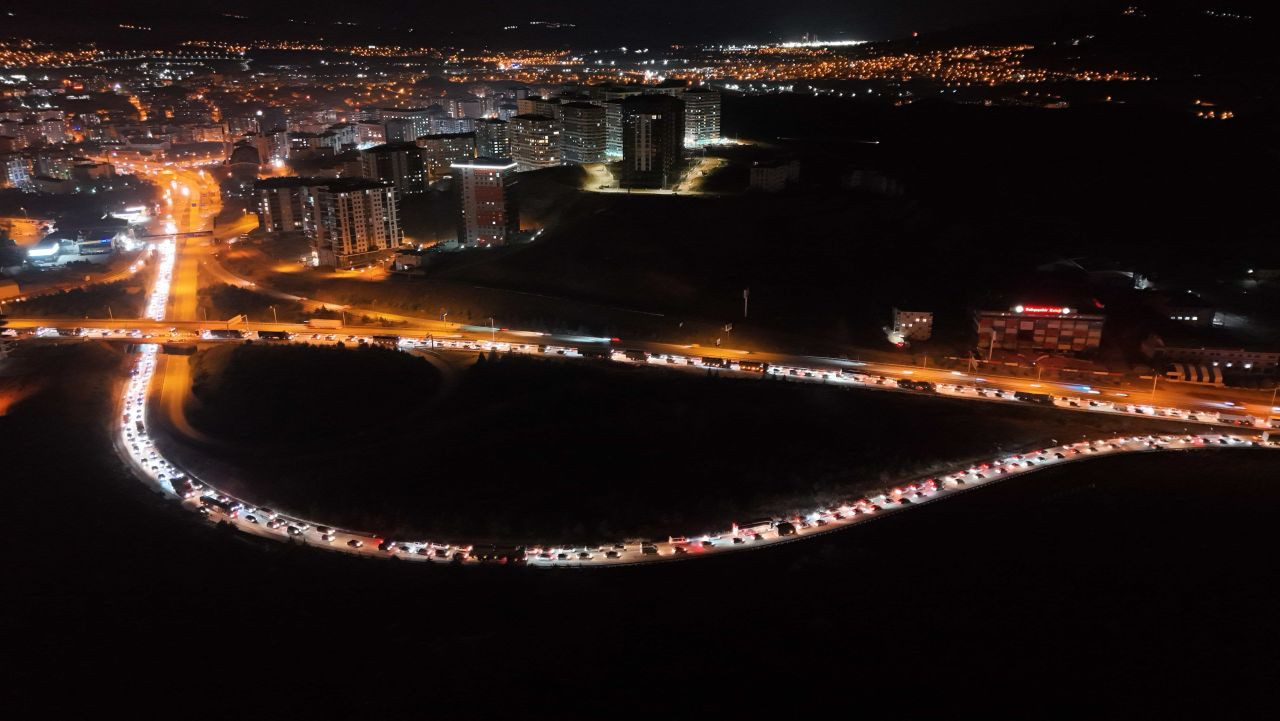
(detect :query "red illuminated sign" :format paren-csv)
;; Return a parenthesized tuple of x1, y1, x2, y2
(1013, 305, 1072, 315)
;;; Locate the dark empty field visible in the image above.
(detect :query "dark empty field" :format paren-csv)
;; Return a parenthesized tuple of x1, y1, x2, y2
(6, 342, 1280, 717)
(166, 345, 1195, 545)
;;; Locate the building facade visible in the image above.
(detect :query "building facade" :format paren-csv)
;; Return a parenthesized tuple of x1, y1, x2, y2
(517, 96, 562, 121)
(891, 309, 934, 341)
(749, 160, 799, 192)
(255, 177, 402, 268)
(417, 132, 476, 181)
(453, 158, 520, 248)
(559, 102, 607, 165)
(312, 179, 402, 267)
(1152, 346, 1280, 374)
(682, 88, 722, 146)
(976, 305, 1105, 355)
(0, 153, 32, 190)
(475, 119, 511, 159)
(509, 114, 561, 172)
(359, 142, 426, 195)
(620, 95, 685, 189)
(377, 108, 433, 142)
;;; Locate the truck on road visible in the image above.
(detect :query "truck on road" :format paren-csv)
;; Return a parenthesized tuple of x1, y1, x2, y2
(1014, 391, 1055, 405)
(203, 329, 245, 339)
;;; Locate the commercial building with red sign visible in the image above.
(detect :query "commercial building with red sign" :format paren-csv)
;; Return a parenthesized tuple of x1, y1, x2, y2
(976, 304, 1105, 355)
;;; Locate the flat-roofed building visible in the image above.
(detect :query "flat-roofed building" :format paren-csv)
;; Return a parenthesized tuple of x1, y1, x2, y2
(475, 118, 510, 159)
(509, 114, 561, 172)
(416, 132, 476, 181)
(453, 157, 519, 248)
(976, 304, 1105, 355)
(559, 102, 606, 164)
(682, 87, 721, 146)
(254, 177, 316, 235)
(620, 95, 685, 189)
(312, 178, 403, 268)
(359, 141, 426, 195)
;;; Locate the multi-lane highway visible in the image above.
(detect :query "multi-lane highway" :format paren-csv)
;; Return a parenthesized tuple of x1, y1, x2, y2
(9, 315, 1280, 427)
(72, 237, 1280, 567)
(116, 322, 1278, 567)
(6, 159, 1277, 568)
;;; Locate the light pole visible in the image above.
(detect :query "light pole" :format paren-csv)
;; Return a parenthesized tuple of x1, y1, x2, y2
(270, 305, 277, 324)
(1150, 372, 1159, 404)
(487, 317, 496, 343)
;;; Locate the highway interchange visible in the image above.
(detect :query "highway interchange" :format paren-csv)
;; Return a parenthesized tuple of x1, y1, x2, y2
(5, 159, 1280, 567)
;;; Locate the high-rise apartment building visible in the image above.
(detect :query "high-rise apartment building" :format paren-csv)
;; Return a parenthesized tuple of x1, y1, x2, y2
(254, 177, 403, 268)
(416, 132, 476, 181)
(604, 100, 626, 159)
(475, 119, 510, 159)
(254, 177, 313, 234)
(620, 95, 685, 189)
(360, 142, 426, 195)
(517, 96, 562, 121)
(682, 88, 722, 146)
(312, 179, 402, 267)
(559, 102, 607, 165)
(377, 108, 433, 141)
(509, 114, 561, 172)
(453, 158, 519, 248)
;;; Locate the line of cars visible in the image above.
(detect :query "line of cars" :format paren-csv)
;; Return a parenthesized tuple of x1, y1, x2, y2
(28, 314, 1280, 433)
(122, 328, 1275, 567)
(110, 242, 1280, 570)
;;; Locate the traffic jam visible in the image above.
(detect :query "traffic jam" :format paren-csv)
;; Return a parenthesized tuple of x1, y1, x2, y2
(85, 233, 1280, 568)
(110, 242, 1279, 566)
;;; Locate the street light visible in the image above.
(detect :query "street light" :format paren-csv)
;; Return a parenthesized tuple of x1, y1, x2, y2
(269, 305, 277, 324)
(487, 317, 496, 343)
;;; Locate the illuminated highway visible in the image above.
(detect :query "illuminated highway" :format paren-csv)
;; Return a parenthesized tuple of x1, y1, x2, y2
(29, 317, 1280, 568)
(10, 316, 1280, 427)
(7, 158, 1277, 567)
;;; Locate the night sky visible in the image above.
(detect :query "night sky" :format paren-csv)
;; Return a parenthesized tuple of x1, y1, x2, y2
(1, 0, 1122, 45)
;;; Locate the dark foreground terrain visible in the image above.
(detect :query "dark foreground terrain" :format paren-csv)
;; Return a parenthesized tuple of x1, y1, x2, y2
(3, 342, 1278, 717)
(171, 345, 1192, 544)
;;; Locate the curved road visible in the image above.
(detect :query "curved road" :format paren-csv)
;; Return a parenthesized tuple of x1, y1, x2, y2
(97, 227, 1278, 567)
(15, 163, 1277, 567)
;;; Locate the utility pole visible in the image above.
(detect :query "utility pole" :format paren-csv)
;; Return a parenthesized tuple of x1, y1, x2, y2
(743, 288, 749, 319)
